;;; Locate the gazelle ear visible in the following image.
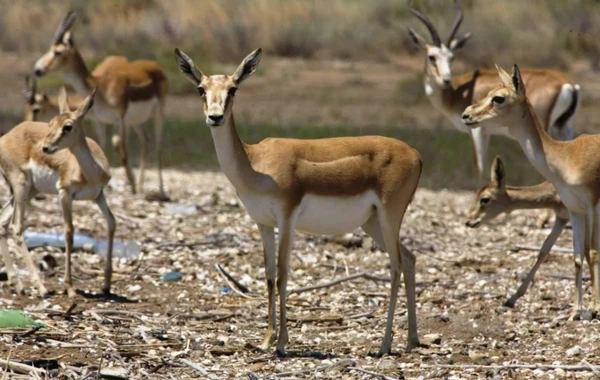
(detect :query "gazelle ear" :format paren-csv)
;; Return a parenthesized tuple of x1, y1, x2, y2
(174, 48, 204, 86)
(495, 64, 513, 88)
(511, 64, 526, 96)
(75, 87, 96, 119)
(57, 87, 70, 114)
(408, 28, 428, 50)
(232, 48, 262, 85)
(449, 32, 472, 51)
(490, 155, 505, 189)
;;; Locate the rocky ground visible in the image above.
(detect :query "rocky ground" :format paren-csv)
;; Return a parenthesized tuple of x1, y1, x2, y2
(0, 168, 599, 379)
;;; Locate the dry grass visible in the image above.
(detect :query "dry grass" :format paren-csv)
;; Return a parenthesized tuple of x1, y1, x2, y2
(1, 0, 598, 69)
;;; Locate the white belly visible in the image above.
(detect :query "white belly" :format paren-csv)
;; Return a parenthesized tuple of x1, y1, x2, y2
(124, 98, 157, 126)
(555, 184, 587, 214)
(29, 161, 59, 194)
(295, 192, 378, 235)
(238, 191, 379, 236)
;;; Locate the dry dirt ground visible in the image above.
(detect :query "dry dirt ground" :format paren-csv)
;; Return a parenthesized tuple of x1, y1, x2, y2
(1, 168, 599, 379)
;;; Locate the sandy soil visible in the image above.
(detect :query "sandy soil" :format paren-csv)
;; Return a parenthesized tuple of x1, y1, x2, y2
(0, 168, 598, 379)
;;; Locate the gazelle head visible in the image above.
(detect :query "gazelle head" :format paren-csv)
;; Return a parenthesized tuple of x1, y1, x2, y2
(174, 48, 262, 127)
(466, 156, 509, 228)
(462, 64, 527, 127)
(42, 87, 96, 154)
(24, 75, 51, 121)
(408, 1, 472, 89)
(34, 11, 78, 77)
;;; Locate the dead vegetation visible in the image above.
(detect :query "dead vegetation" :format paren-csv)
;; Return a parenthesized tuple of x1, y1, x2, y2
(1, 169, 600, 378)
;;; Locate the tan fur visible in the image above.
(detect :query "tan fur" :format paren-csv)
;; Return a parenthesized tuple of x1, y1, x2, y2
(33, 12, 168, 197)
(0, 88, 116, 297)
(175, 48, 422, 356)
(462, 65, 600, 319)
(408, 2, 579, 189)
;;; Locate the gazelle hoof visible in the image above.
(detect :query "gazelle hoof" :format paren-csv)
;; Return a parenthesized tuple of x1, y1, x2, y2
(503, 298, 516, 308)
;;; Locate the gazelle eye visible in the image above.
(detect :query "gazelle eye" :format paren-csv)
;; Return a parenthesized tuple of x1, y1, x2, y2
(428, 55, 436, 62)
(492, 96, 505, 104)
(54, 51, 62, 57)
(197, 87, 205, 96)
(228, 87, 238, 96)
(479, 197, 490, 206)
(63, 124, 73, 132)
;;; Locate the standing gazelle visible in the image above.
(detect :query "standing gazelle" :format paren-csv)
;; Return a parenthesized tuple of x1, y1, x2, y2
(466, 156, 573, 307)
(0, 87, 115, 297)
(33, 11, 168, 199)
(174, 48, 422, 355)
(408, 1, 580, 186)
(462, 64, 600, 319)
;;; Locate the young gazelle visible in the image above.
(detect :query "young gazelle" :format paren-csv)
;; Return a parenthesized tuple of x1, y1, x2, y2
(462, 64, 600, 319)
(408, 1, 580, 186)
(466, 156, 571, 307)
(0, 87, 115, 297)
(24, 76, 83, 123)
(33, 11, 168, 199)
(175, 48, 422, 355)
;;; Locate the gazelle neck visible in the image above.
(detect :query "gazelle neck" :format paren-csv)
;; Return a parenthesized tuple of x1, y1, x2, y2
(505, 182, 561, 211)
(68, 134, 107, 185)
(63, 50, 96, 96)
(508, 101, 560, 182)
(210, 114, 266, 191)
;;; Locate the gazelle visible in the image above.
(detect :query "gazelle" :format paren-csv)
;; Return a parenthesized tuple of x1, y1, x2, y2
(408, 1, 580, 185)
(33, 11, 168, 199)
(0, 87, 115, 297)
(462, 64, 600, 319)
(174, 48, 422, 356)
(466, 155, 572, 307)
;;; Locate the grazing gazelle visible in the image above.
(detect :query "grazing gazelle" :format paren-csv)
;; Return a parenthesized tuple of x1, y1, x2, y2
(466, 156, 573, 307)
(0, 87, 115, 297)
(462, 64, 600, 319)
(408, 1, 580, 186)
(33, 11, 168, 199)
(174, 48, 422, 355)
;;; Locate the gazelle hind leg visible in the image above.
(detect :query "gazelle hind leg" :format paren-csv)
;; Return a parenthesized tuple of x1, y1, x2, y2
(96, 191, 116, 294)
(153, 104, 165, 196)
(257, 224, 277, 351)
(568, 212, 587, 320)
(361, 213, 401, 356)
(114, 118, 136, 194)
(274, 217, 297, 357)
(589, 206, 600, 311)
(12, 180, 47, 296)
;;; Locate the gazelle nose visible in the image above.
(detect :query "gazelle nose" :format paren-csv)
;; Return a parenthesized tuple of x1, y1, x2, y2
(443, 79, 451, 86)
(462, 113, 470, 120)
(208, 114, 224, 123)
(42, 146, 50, 153)
(34, 69, 43, 77)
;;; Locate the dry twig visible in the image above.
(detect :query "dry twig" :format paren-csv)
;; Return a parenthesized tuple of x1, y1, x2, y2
(288, 272, 390, 295)
(180, 359, 220, 379)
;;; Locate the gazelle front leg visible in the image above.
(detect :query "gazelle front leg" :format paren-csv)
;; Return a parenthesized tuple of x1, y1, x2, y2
(257, 224, 277, 351)
(504, 216, 567, 307)
(59, 189, 76, 298)
(568, 212, 587, 320)
(589, 206, 600, 311)
(131, 124, 149, 194)
(12, 180, 47, 296)
(275, 218, 296, 356)
(469, 126, 490, 186)
(0, 199, 21, 293)
(95, 190, 116, 295)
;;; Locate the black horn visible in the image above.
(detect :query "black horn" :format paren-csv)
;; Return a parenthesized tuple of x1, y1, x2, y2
(54, 11, 78, 43)
(408, 3, 441, 46)
(447, 0, 464, 46)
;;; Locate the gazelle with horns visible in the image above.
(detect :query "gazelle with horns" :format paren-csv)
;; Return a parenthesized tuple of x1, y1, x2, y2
(408, 1, 580, 185)
(462, 64, 600, 319)
(174, 48, 423, 355)
(466, 156, 574, 308)
(0, 87, 115, 297)
(33, 11, 168, 199)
